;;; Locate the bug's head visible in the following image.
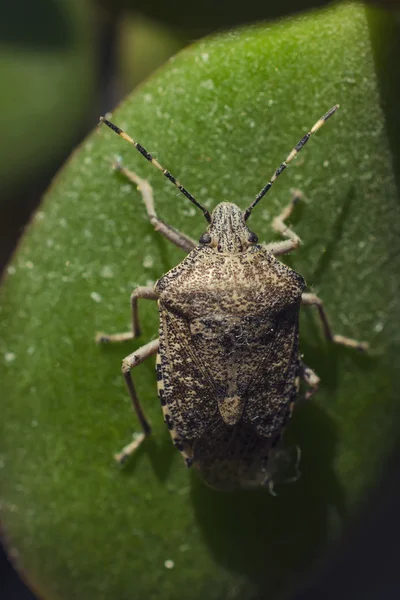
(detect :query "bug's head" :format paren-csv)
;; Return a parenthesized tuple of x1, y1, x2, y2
(199, 202, 258, 253)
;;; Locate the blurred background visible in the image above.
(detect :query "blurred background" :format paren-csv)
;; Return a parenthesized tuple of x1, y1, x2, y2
(2, 0, 342, 275)
(1, 0, 400, 598)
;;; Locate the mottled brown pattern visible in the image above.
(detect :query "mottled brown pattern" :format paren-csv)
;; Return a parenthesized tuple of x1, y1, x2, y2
(155, 214, 305, 489)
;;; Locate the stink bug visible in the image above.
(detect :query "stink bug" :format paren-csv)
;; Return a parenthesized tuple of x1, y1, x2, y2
(97, 105, 368, 491)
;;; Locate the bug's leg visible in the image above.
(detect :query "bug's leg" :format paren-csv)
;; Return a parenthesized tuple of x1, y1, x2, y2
(115, 338, 160, 464)
(266, 445, 302, 494)
(300, 360, 320, 400)
(265, 189, 303, 256)
(96, 286, 158, 343)
(283, 445, 302, 484)
(302, 293, 369, 351)
(114, 160, 197, 252)
(266, 190, 303, 256)
(288, 360, 318, 414)
(268, 480, 278, 497)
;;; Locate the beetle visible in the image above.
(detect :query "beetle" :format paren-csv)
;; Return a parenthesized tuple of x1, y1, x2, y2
(97, 105, 368, 491)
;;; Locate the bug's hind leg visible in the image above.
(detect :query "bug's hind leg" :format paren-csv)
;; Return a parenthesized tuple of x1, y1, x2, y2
(266, 445, 302, 496)
(301, 293, 369, 351)
(114, 160, 197, 252)
(96, 286, 158, 343)
(115, 338, 160, 464)
(282, 445, 302, 485)
(300, 359, 320, 400)
(265, 189, 303, 256)
(267, 361, 320, 495)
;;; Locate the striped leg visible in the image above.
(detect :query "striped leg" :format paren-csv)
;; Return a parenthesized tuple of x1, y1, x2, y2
(115, 338, 160, 464)
(96, 286, 158, 343)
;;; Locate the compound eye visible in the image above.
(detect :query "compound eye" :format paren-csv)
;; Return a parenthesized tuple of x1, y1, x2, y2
(199, 232, 212, 244)
(248, 232, 258, 244)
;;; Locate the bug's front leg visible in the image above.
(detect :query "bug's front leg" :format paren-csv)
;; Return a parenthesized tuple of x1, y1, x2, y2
(115, 338, 160, 464)
(114, 161, 197, 252)
(96, 286, 158, 343)
(265, 189, 303, 256)
(301, 293, 369, 351)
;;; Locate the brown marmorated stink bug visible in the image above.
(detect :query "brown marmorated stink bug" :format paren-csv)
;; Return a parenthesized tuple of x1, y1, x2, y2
(97, 105, 368, 492)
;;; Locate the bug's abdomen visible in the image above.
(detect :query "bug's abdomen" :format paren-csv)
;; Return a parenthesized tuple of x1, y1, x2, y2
(192, 421, 280, 491)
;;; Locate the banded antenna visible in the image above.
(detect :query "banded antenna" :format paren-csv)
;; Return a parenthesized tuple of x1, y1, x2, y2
(243, 105, 339, 221)
(99, 117, 211, 223)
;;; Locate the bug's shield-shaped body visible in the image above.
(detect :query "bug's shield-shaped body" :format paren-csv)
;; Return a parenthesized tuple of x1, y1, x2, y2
(98, 107, 369, 491)
(155, 244, 305, 490)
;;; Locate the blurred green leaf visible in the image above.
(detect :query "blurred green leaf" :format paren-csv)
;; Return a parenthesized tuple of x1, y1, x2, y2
(1, 3, 400, 599)
(0, 0, 94, 196)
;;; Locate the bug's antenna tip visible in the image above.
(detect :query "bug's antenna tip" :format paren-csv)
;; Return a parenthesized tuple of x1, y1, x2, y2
(98, 116, 105, 125)
(325, 105, 340, 120)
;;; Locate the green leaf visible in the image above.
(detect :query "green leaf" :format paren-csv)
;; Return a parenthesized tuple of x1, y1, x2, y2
(1, 4, 399, 599)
